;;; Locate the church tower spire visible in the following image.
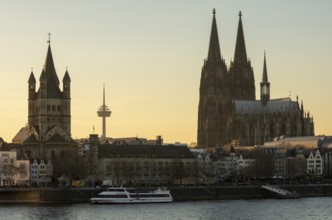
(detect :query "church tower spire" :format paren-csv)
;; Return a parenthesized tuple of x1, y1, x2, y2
(229, 11, 255, 100)
(234, 11, 247, 64)
(42, 36, 61, 98)
(207, 9, 222, 63)
(260, 51, 270, 105)
(197, 9, 229, 148)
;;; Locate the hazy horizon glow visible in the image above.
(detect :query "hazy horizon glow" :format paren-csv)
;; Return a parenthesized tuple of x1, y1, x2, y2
(1, 1, 331, 144)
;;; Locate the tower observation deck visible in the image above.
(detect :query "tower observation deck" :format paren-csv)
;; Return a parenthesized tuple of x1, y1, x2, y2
(97, 84, 111, 138)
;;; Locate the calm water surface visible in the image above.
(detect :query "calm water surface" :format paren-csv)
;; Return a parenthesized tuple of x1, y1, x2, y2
(1, 197, 332, 220)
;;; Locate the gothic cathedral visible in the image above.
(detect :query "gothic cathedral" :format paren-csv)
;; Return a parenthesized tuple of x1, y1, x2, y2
(197, 10, 314, 148)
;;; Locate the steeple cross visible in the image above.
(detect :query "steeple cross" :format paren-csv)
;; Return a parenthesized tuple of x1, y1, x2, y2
(47, 33, 51, 44)
(213, 8, 216, 15)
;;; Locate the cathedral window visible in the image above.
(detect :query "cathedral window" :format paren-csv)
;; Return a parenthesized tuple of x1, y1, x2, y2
(47, 105, 50, 111)
(52, 105, 56, 111)
(57, 105, 61, 111)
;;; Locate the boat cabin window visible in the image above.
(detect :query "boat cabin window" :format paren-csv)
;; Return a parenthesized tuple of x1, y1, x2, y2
(108, 188, 126, 192)
(101, 195, 128, 198)
(131, 194, 170, 198)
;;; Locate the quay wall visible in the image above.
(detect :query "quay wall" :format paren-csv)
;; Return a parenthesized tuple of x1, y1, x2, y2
(1, 184, 332, 203)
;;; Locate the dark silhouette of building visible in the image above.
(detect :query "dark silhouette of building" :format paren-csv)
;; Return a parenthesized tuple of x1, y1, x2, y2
(197, 10, 314, 148)
(26, 40, 71, 142)
(12, 36, 79, 178)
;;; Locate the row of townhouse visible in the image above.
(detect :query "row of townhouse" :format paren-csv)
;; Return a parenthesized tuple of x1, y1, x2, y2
(273, 149, 323, 177)
(306, 150, 323, 176)
(0, 149, 53, 186)
(197, 147, 326, 180)
(196, 147, 256, 179)
(30, 159, 53, 186)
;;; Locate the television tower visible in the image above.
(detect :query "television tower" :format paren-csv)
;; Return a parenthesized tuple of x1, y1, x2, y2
(97, 84, 111, 138)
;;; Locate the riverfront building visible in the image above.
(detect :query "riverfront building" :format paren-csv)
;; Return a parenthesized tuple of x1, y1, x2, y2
(83, 134, 201, 186)
(0, 150, 29, 186)
(197, 10, 314, 148)
(30, 158, 53, 187)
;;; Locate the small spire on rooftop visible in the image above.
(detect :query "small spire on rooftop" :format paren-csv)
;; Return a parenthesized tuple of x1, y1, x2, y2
(47, 33, 51, 45)
(262, 51, 268, 82)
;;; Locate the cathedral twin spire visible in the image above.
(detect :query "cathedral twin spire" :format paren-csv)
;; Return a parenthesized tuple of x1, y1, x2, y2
(207, 9, 255, 100)
(207, 9, 222, 63)
(234, 11, 248, 64)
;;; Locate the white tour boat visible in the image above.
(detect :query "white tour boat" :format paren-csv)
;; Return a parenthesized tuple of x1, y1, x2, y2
(90, 187, 173, 204)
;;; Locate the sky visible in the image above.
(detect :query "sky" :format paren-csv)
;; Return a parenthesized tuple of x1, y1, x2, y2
(0, 0, 331, 144)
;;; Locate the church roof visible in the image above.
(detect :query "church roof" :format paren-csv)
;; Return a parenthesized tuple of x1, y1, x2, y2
(235, 97, 298, 114)
(47, 133, 70, 143)
(12, 127, 31, 144)
(22, 134, 38, 144)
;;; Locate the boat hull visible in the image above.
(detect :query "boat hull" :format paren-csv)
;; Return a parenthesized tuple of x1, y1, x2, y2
(90, 198, 173, 204)
(90, 187, 173, 204)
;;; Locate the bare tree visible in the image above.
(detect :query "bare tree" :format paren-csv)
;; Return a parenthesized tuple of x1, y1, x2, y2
(0, 157, 19, 186)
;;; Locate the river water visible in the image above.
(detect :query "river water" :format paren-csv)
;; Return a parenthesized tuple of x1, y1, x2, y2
(0, 197, 331, 220)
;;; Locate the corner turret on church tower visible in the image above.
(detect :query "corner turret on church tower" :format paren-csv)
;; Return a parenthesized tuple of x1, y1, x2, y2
(28, 71, 36, 99)
(63, 69, 71, 99)
(260, 52, 270, 105)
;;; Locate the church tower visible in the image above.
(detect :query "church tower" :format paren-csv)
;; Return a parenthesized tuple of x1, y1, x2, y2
(27, 37, 71, 142)
(197, 9, 229, 148)
(229, 11, 255, 100)
(260, 52, 270, 105)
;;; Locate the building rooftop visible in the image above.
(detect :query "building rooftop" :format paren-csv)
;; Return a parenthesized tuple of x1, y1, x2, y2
(98, 144, 194, 159)
(235, 98, 298, 114)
